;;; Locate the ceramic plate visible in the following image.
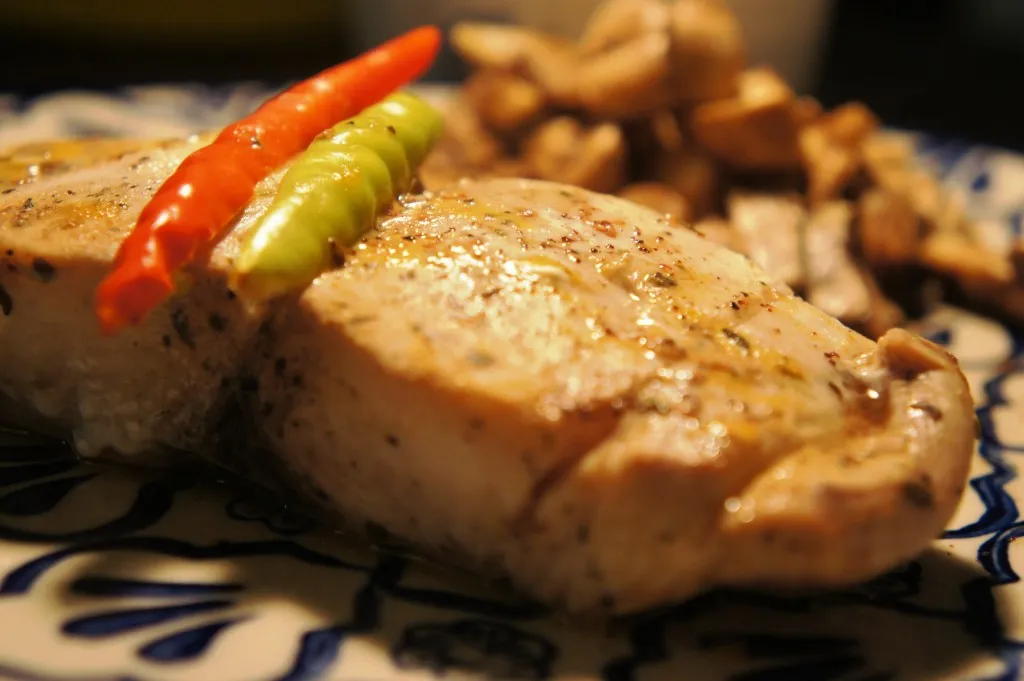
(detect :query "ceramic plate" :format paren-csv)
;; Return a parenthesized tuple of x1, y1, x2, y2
(0, 85, 1023, 681)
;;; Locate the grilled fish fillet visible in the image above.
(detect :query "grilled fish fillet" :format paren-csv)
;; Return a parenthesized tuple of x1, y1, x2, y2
(0, 139, 976, 614)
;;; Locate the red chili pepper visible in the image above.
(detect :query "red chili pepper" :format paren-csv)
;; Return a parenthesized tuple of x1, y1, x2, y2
(94, 25, 442, 335)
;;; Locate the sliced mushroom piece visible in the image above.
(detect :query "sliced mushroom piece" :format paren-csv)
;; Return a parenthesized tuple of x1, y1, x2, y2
(799, 123, 860, 204)
(522, 117, 627, 194)
(802, 201, 871, 323)
(667, 0, 745, 103)
(522, 117, 580, 181)
(858, 266, 907, 340)
(860, 131, 969, 237)
(861, 131, 916, 193)
(649, 108, 688, 153)
(727, 191, 806, 288)
(857, 189, 922, 267)
(450, 22, 538, 70)
(576, 31, 673, 119)
(920, 236, 1024, 323)
(655, 150, 720, 218)
(569, 124, 629, 194)
(436, 97, 504, 169)
(579, 0, 670, 55)
(739, 66, 796, 105)
(799, 201, 905, 335)
(691, 68, 802, 170)
(521, 35, 583, 107)
(797, 102, 881, 204)
(618, 182, 692, 223)
(919, 232, 1015, 289)
(462, 70, 547, 133)
(905, 170, 969, 236)
(792, 96, 824, 127)
(449, 22, 581, 107)
(818, 102, 879, 147)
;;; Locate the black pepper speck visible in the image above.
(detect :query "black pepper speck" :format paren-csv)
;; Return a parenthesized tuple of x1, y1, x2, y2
(208, 312, 227, 332)
(647, 271, 676, 288)
(170, 308, 196, 349)
(31, 258, 55, 281)
(722, 328, 750, 351)
(577, 525, 590, 544)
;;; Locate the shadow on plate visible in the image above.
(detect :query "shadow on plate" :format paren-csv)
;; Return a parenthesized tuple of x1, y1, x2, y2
(0, 429, 1012, 681)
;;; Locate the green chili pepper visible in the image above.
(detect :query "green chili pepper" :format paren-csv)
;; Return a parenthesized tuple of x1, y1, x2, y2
(232, 91, 444, 301)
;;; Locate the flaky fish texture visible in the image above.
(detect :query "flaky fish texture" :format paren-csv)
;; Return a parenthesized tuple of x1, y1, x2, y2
(0, 138, 976, 614)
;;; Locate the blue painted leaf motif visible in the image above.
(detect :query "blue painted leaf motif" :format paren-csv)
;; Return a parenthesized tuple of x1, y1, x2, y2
(277, 627, 347, 681)
(63, 600, 234, 638)
(139, 617, 244, 662)
(70, 577, 244, 598)
(945, 348, 1023, 539)
(63, 596, 250, 671)
(393, 619, 557, 680)
(0, 473, 97, 516)
(0, 535, 370, 597)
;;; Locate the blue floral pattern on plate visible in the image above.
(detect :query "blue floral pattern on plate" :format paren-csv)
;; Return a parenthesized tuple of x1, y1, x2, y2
(0, 85, 1023, 680)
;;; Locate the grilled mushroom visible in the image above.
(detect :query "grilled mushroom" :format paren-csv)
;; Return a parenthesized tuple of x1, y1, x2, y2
(463, 70, 547, 133)
(667, 0, 745, 102)
(857, 189, 922, 268)
(523, 117, 627, 194)
(691, 68, 802, 170)
(618, 182, 692, 222)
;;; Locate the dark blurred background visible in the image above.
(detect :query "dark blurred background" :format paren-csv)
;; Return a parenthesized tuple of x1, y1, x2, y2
(1, 0, 1023, 151)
